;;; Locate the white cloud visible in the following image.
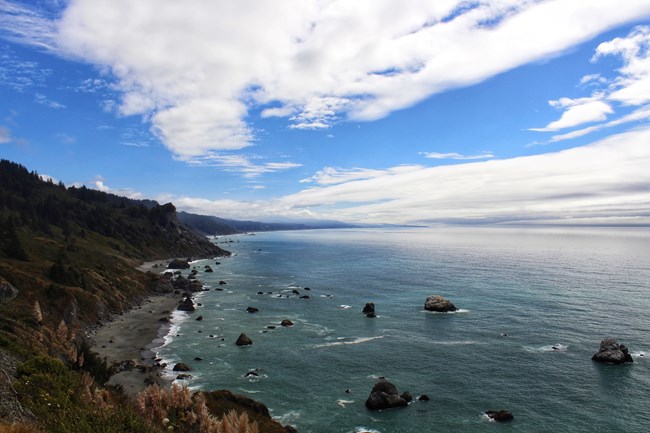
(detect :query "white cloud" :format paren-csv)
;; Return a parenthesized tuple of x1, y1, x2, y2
(530, 98, 612, 131)
(55, 132, 75, 144)
(532, 26, 650, 140)
(91, 176, 143, 199)
(168, 127, 650, 225)
(420, 151, 495, 160)
(5, 0, 650, 159)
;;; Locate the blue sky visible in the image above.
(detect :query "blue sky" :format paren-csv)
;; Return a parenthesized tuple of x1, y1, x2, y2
(2, 0, 650, 225)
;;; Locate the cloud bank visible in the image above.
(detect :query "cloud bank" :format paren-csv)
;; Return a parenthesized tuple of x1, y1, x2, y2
(169, 127, 650, 226)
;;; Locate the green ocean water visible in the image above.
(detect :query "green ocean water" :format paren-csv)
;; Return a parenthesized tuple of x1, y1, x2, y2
(157, 227, 650, 433)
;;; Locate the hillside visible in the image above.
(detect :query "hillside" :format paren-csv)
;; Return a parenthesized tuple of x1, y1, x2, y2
(177, 210, 357, 236)
(0, 160, 287, 432)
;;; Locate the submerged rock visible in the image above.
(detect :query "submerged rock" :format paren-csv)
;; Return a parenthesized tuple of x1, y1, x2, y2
(236, 333, 253, 346)
(247, 306, 259, 314)
(592, 338, 633, 364)
(424, 295, 457, 312)
(485, 410, 514, 422)
(365, 380, 409, 410)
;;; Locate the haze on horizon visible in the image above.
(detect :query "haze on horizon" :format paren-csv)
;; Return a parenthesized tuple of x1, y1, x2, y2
(1, 0, 650, 226)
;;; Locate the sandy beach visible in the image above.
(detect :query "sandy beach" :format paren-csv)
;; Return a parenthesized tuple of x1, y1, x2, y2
(92, 260, 180, 397)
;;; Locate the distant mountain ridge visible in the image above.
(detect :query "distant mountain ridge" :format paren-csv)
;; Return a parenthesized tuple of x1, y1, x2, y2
(177, 211, 357, 235)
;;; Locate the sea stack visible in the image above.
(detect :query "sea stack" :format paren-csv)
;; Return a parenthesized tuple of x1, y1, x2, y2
(592, 338, 633, 364)
(365, 380, 410, 410)
(424, 295, 457, 312)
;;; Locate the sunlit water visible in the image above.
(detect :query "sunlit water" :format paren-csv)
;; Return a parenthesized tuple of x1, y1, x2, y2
(157, 227, 650, 433)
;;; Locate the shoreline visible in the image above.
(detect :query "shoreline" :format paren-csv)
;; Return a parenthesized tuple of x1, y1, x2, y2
(91, 259, 180, 397)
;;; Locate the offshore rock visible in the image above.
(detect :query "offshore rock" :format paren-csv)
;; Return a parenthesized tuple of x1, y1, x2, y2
(424, 295, 457, 312)
(281, 319, 294, 327)
(247, 306, 260, 314)
(362, 302, 375, 314)
(485, 410, 514, 422)
(592, 338, 633, 364)
(365, 380, 409, 410)
(172, 362, 191, 372)
(236, 333, 253, 346)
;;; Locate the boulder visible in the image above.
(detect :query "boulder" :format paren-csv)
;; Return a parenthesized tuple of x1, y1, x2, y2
(168, 259, 191, 269)
(176, 373, 192, 380)
(196, 315, 203, 321)
(219, 280, 227, 285)
(281, 319, 294, 327)
(424, 295, 457, 312)
(177, 295, 195, 312)
(362, 302, 375, 314)
(485, 410, 514, 422)
(172, 362, 192, 372)
(592, 338, 633, 364)
(246, 306, 259, 314)
(418, 395, 430, 401)
(236, 333, 253, 346)
(365, 380, 409, 410)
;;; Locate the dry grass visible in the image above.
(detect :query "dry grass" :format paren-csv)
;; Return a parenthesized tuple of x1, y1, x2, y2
(136, 385, 259, 433)
(0, 423, 44, 433)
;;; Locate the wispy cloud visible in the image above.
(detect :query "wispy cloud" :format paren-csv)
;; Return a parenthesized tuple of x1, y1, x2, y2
(187, 153, 302, 178)
(91, 176, 142, 199)
(55, 132, 75, 144)
(420, 151, 495, 160)
(0, 125, 11, 143)
(300, 165, 423, 186)
(4, 0, 650, 160)
(34, 92, 65, 109)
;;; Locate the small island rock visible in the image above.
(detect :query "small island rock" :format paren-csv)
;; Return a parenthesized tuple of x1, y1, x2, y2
(365, 380, 409, 411)
(362, 302, 375, 314)
(236, 333, 253, 346)
(281, 319, 294, 327)
(424, 295, 457, 312)
(592, 338, 633, 364)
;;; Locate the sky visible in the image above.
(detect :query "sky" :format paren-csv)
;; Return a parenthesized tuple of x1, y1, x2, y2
(1, 0, 650, 226)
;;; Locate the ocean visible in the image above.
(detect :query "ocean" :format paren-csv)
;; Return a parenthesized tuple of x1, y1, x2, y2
(156, 227, 650, 433)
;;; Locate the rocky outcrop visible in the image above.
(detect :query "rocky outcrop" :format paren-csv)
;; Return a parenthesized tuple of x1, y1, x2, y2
(177, 295, 195, 312)
(485, 410, 514, 422)
(281, 319, 294, 327)
(236, 333, 253, 346)
(168, 258, 191, 269)
(0, 280, 18, 304)
(362, 302, 375, 314)
(592, 338, 633, 364)
(365, 380, 410, 410)
(172, 362, 192, 372)
(424, 295, 457, 312)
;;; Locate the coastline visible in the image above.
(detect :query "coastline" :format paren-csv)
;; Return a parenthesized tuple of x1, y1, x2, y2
(91, 259, 179, 397)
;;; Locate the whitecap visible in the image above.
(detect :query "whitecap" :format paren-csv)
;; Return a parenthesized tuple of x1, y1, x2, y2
(525, 344, 568, 353)
(337, 399, 354, 408)
(421, 308, 470, 314)
(273, 410, 302, 424)
(354, 427, 381, 433)
(314, 336, 384, 348)
(338, 305, 352, 309)
(239, 388, 261, 394)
